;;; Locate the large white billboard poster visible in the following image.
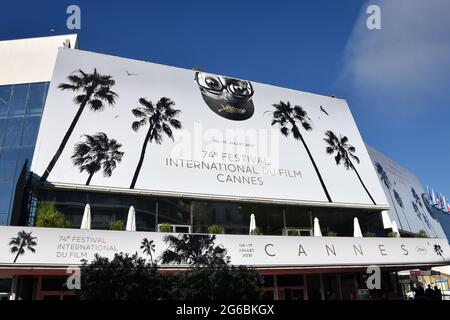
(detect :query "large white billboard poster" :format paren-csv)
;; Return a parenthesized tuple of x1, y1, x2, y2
(32, 49, 388, 208)
(367, 145, 446, 238)
(1, 226, 448, 267)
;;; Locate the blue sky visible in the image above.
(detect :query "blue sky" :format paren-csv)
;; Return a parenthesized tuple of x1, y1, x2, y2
(1, 0, 449, 197)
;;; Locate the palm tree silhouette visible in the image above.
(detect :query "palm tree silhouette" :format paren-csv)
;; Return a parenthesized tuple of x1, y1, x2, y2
(130, 97, 182, 189)
(324, 131, 376, 205)
(159, 234, 227, 267)
(71, 132, 124, 185)
(375, 162, 403, 229)
(393, 189, 411, 230)
(9, 230, 37, 263)
(140, 238, 156, 265)
(434, 244, 445, 261)
(411, 201, 427, 230)
(41, 69, 118, 182)
(268, 101, 332, 202)
(411, 187, 436, 237)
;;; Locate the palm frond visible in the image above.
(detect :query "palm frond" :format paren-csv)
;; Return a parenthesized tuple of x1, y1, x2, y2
(74, 94, 87, 104)
(280, 127, 289, 137)
(169, 118, 182, 129)
(88, 99, 104, 111)
(334, 153, 342, 165)
(131, 107, 146, 119)
(138, 98, 155, 112)
(132, 118, 147, 132)
(291, 125, 302, 140)
(59, 83, 79, 91)
(162, 123, 173, 139)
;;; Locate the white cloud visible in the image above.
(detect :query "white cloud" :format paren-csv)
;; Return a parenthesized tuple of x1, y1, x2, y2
(338, 0, 450, 116)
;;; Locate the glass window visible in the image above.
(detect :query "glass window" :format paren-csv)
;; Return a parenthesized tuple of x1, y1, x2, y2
(42, 277, 70, 291)
(0, 180, 14, 214)
(0, 213, 9, 225)
(0, 118, 6, 145)
(0, 149, 18, 180)
(8, 84, 29, 117)
(20, 116, 41, 146)
(2, 117, 23, 147)
(26, 83, 48, 116)
(277, 275, 304, 287)
(0, 85, 12, 117)
(158, 198, 191, 225)
(16, 147, 34, 176)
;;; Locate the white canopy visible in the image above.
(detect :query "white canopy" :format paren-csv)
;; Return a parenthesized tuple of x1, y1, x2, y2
(80, 204, 91, 230)
(353, 217, 363, 237)
(126, 206, 136, 232)
(391, 220, 401, 238)
(381, 210, 392, 229)
(313, 217, 322, 237)
(249, 214, 256, 235)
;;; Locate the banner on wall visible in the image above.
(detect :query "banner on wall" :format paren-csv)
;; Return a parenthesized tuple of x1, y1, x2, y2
(31, 49, 389, 208)
(367, 144, 446, 238)
(0, 226, 448, 267)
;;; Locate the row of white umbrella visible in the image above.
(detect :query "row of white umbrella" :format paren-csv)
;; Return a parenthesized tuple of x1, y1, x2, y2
(80, 204, 136, 231)
(312, 216, 400, 237)
(81, 206, 401, 237)
(250, 213, 401, 238)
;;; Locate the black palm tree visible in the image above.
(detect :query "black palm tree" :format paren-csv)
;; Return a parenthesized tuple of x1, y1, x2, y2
(71, 132, 124, 185)
(159, 234, 227, 267)
(434, 244, 445, 261)
(411, 187, 436, 236)
(393, 189, 411, 230)
(9, 230, 37, 263)
(130, 97, 182, 189)
(324, 131, 376, 205)
(41, 69, 118, 182)
(411, 201, 423, 222)
(268, 101, 331, 202)
(140, 238, 156, 265)
(375, 162, 403, 228)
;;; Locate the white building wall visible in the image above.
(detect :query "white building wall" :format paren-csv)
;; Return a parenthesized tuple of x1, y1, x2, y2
(0, 34, 78, 85)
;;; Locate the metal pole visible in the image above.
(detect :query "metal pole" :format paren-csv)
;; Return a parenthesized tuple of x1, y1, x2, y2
(190, 202, 194, 233)
(155, 201, 159, 231)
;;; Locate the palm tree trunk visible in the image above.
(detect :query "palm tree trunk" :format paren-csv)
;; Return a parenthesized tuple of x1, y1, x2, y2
(419, 206, 437, 237)
(40, 93, 92, 182)
(349, 159, 376, 205)
(130, 126, 152, 189)
(400, 207, 411, 231)
(388, 192, 404, 229)
(298, 134, 332, 202)
(415, 204, 428, 233)
(13, 243, 24, 263)
(86, 172, 95, 185)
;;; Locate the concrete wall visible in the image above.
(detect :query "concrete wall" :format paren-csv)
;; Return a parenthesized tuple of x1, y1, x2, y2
(0, 34, 78, 85)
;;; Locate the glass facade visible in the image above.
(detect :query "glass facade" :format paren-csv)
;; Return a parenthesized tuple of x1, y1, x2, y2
(0, 82, 49, 225)
(35, 187, 385, 236)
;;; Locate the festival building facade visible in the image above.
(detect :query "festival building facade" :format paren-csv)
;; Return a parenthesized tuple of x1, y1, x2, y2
(0, 35, 448, 300)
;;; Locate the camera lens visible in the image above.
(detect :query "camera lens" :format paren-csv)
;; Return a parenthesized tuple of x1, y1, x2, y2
(228, 80, 252, 96)
(204, 76, 222, 91)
